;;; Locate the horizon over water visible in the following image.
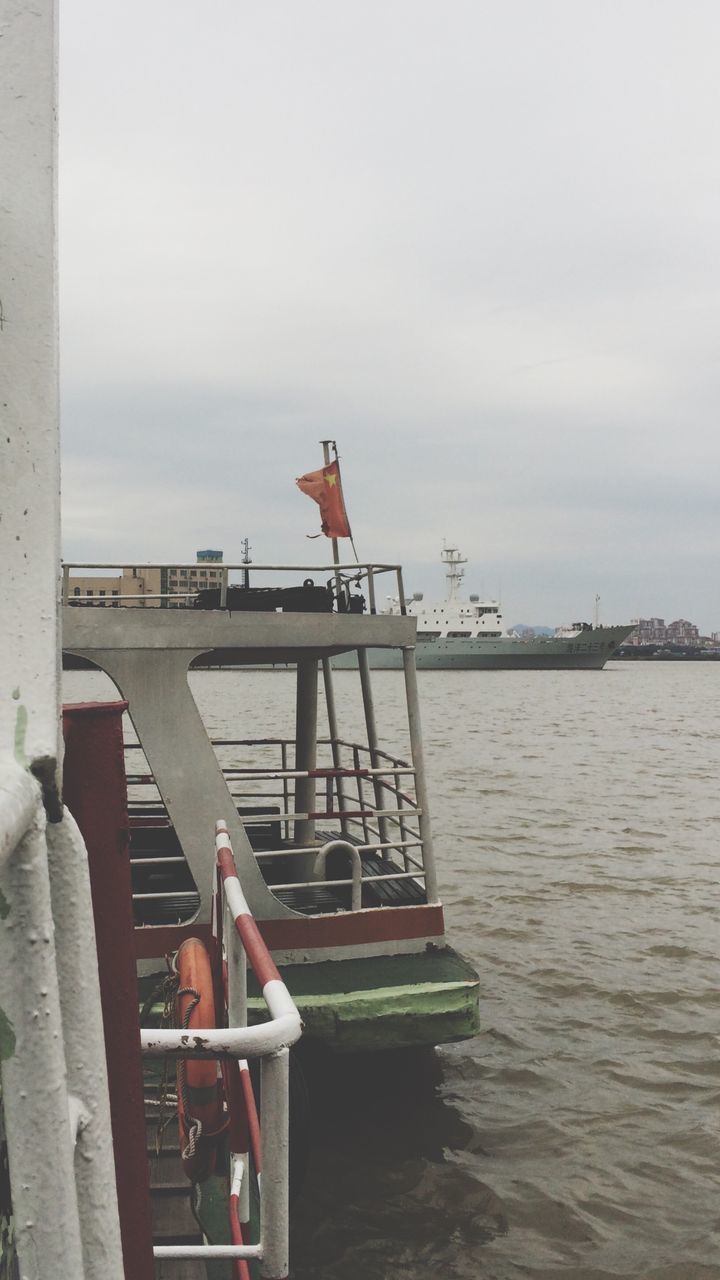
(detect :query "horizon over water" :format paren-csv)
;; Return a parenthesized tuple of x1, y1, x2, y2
(64, 661, 719, 1279)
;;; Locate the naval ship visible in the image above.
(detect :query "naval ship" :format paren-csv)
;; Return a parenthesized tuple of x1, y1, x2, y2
(333, 546, 633, 671)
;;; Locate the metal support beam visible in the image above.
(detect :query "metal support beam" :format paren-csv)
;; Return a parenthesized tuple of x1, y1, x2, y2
(402, 647, 439, 903)
(293, 659, 318, 852)
(321, 657, 348, 832)
(357, 649, 391, 850)
(259, 1049, 290, 1280)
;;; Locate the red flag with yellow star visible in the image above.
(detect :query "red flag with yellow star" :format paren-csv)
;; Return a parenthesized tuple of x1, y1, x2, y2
(296, 459, 351, 538)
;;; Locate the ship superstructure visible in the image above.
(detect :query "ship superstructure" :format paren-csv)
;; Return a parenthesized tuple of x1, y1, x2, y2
(334, 546, 633, 671)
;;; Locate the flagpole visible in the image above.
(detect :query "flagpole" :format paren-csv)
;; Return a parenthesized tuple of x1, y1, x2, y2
(320, 438, 344, 602)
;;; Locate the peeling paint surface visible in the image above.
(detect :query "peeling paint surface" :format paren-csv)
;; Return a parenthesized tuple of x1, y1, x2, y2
(0, 1012, 15, 1063)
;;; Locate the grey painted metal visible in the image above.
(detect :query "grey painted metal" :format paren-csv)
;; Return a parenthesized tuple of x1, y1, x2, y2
(402, 647, 439, 903)
(46, 813, 124, 1277)
(260, 1049, 291, 1280)
(293, 659, 318, 851)
(357, 649, 392, 849)
(63, 604, 415, 654)
(0, 782, 86, 1279)
(77, 648, 291, 922)
(313, 840, 363, 911)
(395, 567, 407, 615)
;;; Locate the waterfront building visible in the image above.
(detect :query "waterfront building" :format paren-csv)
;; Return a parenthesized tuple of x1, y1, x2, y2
(67, 551, 224, 607)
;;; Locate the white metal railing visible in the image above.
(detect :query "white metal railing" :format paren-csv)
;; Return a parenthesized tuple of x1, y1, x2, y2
(61, 559, 407, 615)
(140, 822, 301, 1279)
(126, 735, 429, 917)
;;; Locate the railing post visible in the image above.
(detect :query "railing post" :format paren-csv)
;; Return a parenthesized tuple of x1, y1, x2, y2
(396, 566, 407, 616)
(357, 649, 391, 850)
(293, 659, 318, 854)
(366, 566, 377, 614)
(259, 1048, 290, 1280)
(321, 657, 348, 833)
(401, 646, 438, 902)
(220, 565, 228, 608)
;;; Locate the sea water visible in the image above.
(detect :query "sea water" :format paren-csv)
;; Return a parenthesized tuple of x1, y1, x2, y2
(64, 662, 720, 1279)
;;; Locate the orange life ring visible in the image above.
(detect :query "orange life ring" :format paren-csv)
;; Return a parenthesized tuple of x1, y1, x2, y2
(175, 937, 225, 1182)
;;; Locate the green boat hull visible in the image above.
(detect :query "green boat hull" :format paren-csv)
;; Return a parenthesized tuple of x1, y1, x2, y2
(247, 946, 480, 1053)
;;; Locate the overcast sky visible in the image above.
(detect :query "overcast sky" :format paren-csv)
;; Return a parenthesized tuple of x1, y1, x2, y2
(59, 1, 720, 630)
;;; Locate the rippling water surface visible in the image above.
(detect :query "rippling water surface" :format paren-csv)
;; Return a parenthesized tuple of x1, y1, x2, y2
(67, 662, 720, 1279)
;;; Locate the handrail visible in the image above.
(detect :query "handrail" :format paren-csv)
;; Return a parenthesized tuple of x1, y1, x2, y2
(312, 839, 363, 910)
(63, 560, 403, 572)
(140, 822, 301, 1279)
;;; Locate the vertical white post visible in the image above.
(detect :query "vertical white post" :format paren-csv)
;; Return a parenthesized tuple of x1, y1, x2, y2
(259, 1049, 290, 1280)
(357, 649, 391, 849)
(0, 6, 125, 1277)
(0, 0, 62, 797)
(402, 647, 439, 903)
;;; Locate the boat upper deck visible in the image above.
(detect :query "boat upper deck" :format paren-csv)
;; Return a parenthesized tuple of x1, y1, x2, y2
(62, 603, 415, 664)
(62, 558, 416, 662)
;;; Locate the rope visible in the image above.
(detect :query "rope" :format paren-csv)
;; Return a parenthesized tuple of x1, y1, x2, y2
(177, 985, 203, 1163)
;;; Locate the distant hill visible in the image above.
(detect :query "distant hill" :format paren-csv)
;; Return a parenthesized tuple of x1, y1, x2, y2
(511, 624, 555, 637)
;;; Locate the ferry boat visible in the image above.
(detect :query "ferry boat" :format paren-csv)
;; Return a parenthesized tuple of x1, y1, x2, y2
(61, 560, 481, 1057)
(333, 546, 634, 671)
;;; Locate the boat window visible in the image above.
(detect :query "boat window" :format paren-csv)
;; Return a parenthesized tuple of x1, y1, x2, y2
(448, 631, 470, 637)
(417, 630, 441, 639)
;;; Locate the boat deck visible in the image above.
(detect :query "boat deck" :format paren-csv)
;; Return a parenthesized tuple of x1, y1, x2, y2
(130, 808, 427, 923)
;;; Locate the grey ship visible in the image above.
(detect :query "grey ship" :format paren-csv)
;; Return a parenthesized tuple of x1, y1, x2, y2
(334, 546, 633, 671)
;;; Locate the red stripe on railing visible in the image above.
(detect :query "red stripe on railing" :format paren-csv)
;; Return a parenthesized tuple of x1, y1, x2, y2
(240, 1063, 262, 1176)
(217, 846, 283, 989)
(228, 1199, 250, 1280)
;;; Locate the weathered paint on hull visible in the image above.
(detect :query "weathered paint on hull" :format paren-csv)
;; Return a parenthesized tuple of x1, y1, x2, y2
(246, 948, 481, 1053)
(332, 625, 633, 671)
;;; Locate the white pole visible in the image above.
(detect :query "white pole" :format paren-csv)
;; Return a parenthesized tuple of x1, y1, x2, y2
(402, 647, 439, 903)
(259, 1049, 290, 1280)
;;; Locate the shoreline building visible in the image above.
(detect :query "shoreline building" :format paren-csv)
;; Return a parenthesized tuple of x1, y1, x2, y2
(627, 617, 701, 647)
(67, 550, 224, 607)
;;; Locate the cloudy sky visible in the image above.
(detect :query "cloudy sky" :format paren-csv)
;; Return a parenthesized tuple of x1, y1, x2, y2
(59, 1, 720, 630)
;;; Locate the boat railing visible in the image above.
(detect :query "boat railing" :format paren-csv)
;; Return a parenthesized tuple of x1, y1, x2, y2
(126, 734, 429, 912)
(61, 559, 407, 615)
(141, 822, 302, 1279)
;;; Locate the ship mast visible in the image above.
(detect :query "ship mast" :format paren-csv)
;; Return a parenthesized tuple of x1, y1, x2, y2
(441, 543, 467, 602)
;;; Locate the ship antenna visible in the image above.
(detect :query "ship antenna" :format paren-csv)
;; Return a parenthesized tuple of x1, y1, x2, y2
(241, 536, 252, 588)
(594, 593, 600, 628)
(441, 541, 467, 602)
